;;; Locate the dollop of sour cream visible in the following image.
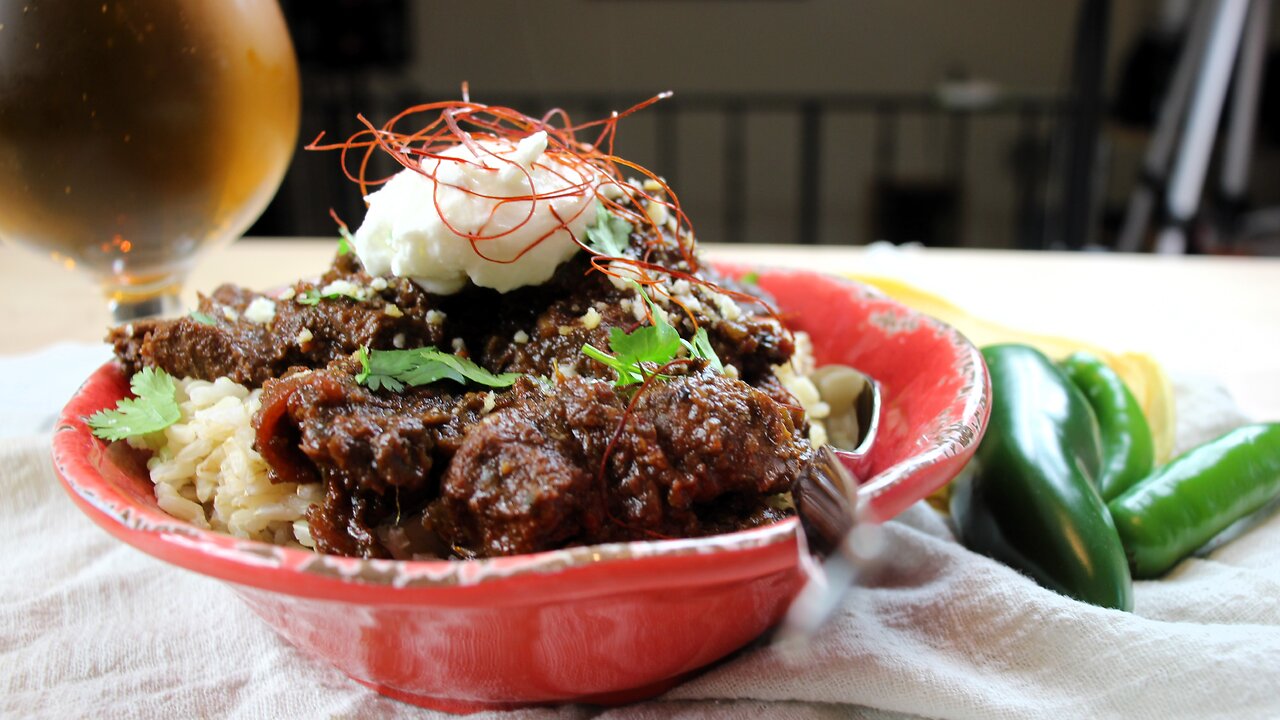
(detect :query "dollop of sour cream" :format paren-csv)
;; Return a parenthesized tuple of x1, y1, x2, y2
(352, 131, 598, 294)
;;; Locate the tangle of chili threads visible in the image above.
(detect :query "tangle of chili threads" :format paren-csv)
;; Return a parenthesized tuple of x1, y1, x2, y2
(305, 93, 705, 279)
(307, 91, 781, 333)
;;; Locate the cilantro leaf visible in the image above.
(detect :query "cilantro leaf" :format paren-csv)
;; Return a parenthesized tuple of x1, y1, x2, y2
(189, 311, 216, 326)
(600, 287, 681, 386)
(583, 201, 633, 257)
(86, 367, 181, 441)
(683, 327, 724, 373)
(581, 285, 724, 387)
(356, 346, 521, 392)
(608, 320, 681, 373)
(740, 271, 759, 285)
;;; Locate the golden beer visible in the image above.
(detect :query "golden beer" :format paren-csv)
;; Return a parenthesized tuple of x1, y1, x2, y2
(0, 0, 299, 313)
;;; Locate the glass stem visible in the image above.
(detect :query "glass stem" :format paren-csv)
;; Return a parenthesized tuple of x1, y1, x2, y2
(107, 286, 185, 324)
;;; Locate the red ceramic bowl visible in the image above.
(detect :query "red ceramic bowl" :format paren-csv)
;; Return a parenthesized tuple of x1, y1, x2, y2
(52, 267, 989, 713)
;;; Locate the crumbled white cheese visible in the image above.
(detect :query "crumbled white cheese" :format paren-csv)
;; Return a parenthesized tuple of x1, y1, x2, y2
(319, 279, 365, 300)
(513, 330, 530, 344)
(425, 309, 446, 326)
(243, 297, 276, 325)
(599, 180, 625, 200)
(221, 306, 239, 322)
(278, 287, 296, 301)
(645, 200, 668, 227)
(558, 325, 574, 337)
(481, 391, 497, 414)
(369, 277, 389, 292)
(581, 307, 602, 330)
(393, 333, 406, 348)
(678, 295, 704, 314)
(605, 260, 647, 291)
(451, 337, 465, 353)
(707, 289, 743, 321)
(295, 328, 314, 346)
(383, 304, 404, 318)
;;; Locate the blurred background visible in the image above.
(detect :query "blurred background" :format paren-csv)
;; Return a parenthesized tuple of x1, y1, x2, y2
(254, 0, 1280, 255)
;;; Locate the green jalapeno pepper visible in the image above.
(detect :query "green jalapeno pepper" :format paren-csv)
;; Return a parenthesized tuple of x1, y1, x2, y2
(951, 344, 1133, 611)
(1108, 423, 1280, 579)
(1059, 351, 1155, 500)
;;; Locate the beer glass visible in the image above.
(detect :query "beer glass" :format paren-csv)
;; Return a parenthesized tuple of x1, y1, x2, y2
(0, 0, 300, 321)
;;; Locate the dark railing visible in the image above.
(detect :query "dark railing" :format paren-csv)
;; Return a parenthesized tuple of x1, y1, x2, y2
(258, 83, 1067, 250)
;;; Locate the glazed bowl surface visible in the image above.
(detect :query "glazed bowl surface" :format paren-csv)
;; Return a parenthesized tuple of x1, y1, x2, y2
(52, 266, 989, 713)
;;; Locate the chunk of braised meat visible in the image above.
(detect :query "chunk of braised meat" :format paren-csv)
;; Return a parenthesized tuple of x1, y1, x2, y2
(611, 369, 807, 518)
(428, 378, 619, 556)
(253, 359, 527, 557)
(108, 254, 445, 386)
(437, 371, 810, 557)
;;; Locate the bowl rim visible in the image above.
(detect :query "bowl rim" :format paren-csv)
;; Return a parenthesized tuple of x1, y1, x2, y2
(52, 266, 988, 599)
(720, 265, 991, 522)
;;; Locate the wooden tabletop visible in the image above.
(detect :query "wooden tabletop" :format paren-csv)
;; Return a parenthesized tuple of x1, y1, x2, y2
(3, 238, 1278, 420)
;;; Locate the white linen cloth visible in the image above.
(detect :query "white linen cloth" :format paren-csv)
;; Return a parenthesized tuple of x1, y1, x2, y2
(3, 356, 1279, 719)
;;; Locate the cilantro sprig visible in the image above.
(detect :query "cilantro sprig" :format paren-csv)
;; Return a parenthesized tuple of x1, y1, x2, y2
(189, 311, 216, 326)
(86, 367, 182, 441)
(583, 201, 633, 258)
(356, 346, 521, 393)
(581, 286, 723, 386)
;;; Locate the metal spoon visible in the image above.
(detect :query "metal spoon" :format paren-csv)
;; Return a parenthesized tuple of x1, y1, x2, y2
(781, 369, 885, 641)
